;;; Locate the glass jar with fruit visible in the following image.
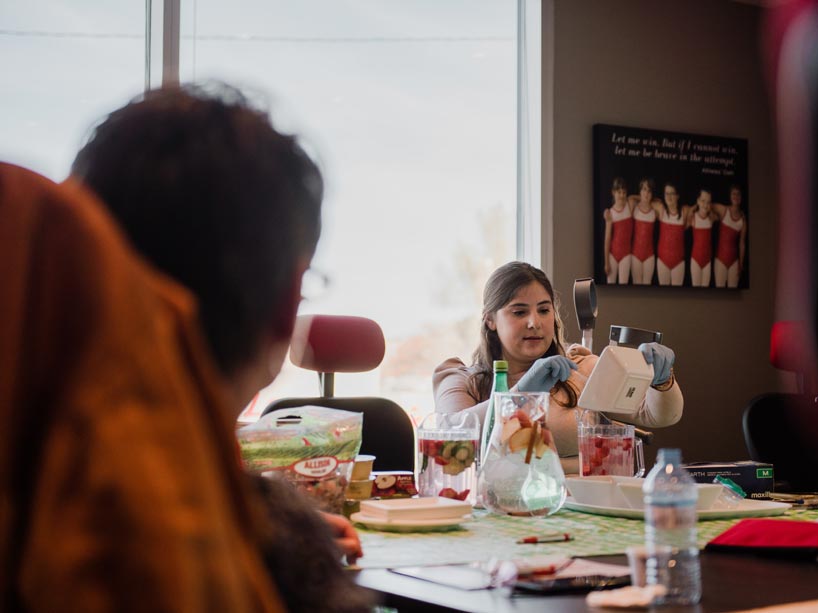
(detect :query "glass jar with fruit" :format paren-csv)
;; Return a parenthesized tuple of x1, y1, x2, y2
(417, 412, 480, 505)
(477, 391, 566, 516)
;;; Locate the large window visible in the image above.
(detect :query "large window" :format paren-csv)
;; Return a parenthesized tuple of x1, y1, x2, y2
(1, 1, 542, 426)
(0, 1, 146, 179)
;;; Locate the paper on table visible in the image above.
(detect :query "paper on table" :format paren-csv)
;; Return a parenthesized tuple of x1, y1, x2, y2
(554, 558, 631, 579)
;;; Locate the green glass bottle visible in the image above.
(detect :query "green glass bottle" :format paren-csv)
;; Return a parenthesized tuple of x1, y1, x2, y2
(480, 360, 508, 463)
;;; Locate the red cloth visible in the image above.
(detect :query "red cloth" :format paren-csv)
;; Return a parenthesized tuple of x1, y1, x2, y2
(706, 518, 818, 559)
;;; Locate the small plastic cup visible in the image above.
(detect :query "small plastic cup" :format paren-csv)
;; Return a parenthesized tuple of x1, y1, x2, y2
(626, 545, 672, 588)
(346, 476, 375, 500)
(351, 455, 376, 480)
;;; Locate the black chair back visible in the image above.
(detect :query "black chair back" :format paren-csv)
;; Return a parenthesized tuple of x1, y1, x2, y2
(742, 392, 818, 492)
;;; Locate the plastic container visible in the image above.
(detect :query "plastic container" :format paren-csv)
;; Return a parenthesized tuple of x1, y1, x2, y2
(642, 448, 702, 605)
(712, 475, 746, 509)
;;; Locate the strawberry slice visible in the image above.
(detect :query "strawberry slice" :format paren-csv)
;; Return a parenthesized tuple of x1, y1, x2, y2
(454, 489, 471, 501)
(513, 409, 532, 429)
(438, 487, 458, 499)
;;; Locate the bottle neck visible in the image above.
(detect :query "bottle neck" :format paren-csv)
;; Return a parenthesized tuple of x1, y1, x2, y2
(493, 371, 508, 392)
(657, 448, 682, 465)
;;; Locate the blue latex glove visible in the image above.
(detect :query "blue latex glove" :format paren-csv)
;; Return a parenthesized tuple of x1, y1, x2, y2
(638, 342, 675, 386)
(517, 355, 578, 392)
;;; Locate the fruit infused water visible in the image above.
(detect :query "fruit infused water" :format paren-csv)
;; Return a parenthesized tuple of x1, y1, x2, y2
(417, 413, 479, 505)
(578, 422, 644, 477)
(478, 392, 566, 516)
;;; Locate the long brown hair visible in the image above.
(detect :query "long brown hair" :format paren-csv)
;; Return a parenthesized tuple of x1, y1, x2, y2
(470, 262, 578, 406)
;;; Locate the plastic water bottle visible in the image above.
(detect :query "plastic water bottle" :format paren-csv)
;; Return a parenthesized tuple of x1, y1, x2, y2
(642, 448, 702, 605)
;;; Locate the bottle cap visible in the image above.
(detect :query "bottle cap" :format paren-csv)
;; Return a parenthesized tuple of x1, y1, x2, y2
(657, 447, 682, 463)
(493, 360, 508, 371)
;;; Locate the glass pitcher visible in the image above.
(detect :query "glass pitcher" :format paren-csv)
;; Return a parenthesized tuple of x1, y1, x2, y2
(477, 392, 566, 516)
(577, 422, 645, 478)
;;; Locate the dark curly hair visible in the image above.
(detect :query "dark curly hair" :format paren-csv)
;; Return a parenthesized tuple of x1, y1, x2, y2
(72, 82, 323, 376)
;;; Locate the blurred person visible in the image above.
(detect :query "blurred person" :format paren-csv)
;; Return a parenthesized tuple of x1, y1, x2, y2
(70, 84, 369, 612)
(687, 188, 718, 287)
(0, 163, 290, 612)
(433, 261, 683, 474)
(763, 0, 818, 392)
(0, 84, 373, 612)
(630, 177, 658, 285)
(713, 185, 748, 288)
(603, 176, 634, 284)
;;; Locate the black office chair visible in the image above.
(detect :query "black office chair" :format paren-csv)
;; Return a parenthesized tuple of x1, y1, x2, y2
(742, 321, 818, 492)
(261, 315, 416, 472)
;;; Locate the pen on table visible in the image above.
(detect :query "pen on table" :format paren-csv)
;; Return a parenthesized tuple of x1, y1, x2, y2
(516, 533, 573, 544)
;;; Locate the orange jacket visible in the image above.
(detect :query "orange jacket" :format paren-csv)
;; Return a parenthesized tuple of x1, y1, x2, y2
(0, 163, 285, 613)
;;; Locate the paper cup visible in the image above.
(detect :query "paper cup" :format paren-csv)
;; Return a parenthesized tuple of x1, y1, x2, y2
(351, 455, 376, 480)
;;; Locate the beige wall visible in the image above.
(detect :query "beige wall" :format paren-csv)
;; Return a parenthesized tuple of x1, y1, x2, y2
(548, 0, 780, 465)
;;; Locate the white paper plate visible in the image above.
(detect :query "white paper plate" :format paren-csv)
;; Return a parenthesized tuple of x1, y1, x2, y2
(350, 512, 471, 532)
(563, 497, 791, 520)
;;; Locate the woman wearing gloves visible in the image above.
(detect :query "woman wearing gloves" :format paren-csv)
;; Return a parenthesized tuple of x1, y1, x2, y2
(433, 261, 683, 474)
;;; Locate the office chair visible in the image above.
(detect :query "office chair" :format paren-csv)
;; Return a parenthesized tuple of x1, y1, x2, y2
(742, 321, 818, 491)
(261, 314, 416, 472)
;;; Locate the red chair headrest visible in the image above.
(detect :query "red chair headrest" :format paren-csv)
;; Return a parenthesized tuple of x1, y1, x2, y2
(770, 320, 808, 373)
(289, 314, 386, 373)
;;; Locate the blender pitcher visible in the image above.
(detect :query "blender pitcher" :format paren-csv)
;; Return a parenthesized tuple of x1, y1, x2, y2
(477, 392, 566, 516)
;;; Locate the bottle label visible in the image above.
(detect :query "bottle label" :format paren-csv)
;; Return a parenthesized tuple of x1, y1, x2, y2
(645, 503, 696, 529)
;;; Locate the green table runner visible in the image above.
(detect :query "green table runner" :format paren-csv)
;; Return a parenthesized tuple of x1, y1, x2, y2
(355, 506, 818, 569)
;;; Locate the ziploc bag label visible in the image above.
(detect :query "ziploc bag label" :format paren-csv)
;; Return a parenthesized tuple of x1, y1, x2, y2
(294, 456, 338, 478)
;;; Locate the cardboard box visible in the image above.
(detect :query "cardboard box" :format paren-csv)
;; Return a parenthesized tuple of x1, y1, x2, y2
(682, 461, 774, 499)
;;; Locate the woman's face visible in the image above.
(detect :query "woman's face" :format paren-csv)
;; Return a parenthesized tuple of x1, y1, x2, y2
(730, 188, 742, 207)
(640, 183, 653, 202)
(664, 186, 679, 209)
(697, 190, 712, 214)
(612, 186, 627, 205)
(488, 281, 555, 368)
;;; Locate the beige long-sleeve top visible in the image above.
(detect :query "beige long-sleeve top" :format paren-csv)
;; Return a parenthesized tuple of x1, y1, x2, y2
(432, 344, 683, 475)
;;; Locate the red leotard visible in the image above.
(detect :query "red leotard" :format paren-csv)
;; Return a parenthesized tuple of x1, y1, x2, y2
(716, 211, 744, 267)
(632, 206, 656, 261)
(657, 210, 685, 269)
(609, 205, 633, 261)
(691, 213, 713, 268)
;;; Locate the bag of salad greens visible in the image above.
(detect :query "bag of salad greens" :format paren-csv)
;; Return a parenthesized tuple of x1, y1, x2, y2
(237, 406, 363, 513)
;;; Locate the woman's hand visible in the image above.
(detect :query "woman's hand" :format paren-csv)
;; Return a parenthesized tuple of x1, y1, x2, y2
(638, 342, 675, 386)
(320, 512, 363, 564)
(517, 355, 577, 392)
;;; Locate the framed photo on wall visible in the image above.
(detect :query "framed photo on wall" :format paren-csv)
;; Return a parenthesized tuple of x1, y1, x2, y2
(593, 124, 749, 289)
